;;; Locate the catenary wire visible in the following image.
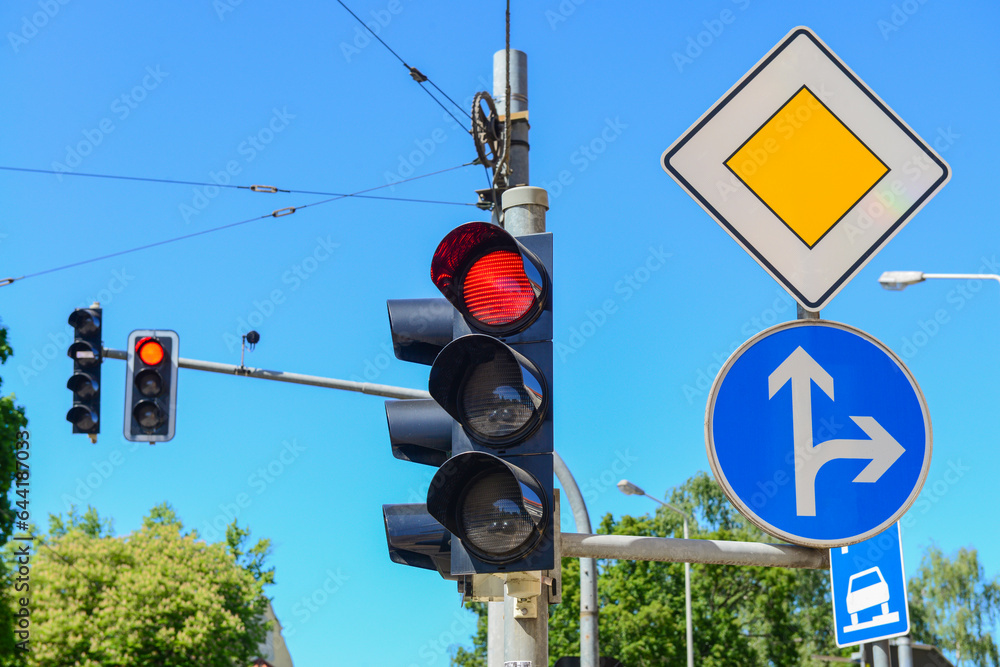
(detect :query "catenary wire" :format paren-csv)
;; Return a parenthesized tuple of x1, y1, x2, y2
(334, 0, 472, 133)
(1, 162, 475, 287)
(0, 165, 476, 207)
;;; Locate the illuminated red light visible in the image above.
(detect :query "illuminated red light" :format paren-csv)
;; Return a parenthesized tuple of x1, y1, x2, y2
(463, 251, 536, 326)
(137, 338, 165, 366)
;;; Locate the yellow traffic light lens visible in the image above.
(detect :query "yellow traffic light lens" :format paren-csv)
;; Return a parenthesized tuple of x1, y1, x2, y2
(137, 338, 165, 366)
(460, 356, 541, 440)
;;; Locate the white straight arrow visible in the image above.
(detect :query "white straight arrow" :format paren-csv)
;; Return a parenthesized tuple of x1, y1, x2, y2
(768, 346, 905, 517)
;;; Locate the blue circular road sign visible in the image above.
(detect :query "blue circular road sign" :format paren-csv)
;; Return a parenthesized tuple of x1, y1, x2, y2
(706, 320, 931, 547)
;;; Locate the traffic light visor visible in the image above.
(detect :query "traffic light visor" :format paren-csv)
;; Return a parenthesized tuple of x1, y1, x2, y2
(66, 405, 98, 431)
(427, 452, 546, 565)
(67, 373, 99, 399)
(67, 309, 101, 335)
(429, 335, 547, 447)
(431, 222, 545, 334)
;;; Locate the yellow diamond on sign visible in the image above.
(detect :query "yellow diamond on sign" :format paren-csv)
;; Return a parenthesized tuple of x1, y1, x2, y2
(725, 86, 889, 248)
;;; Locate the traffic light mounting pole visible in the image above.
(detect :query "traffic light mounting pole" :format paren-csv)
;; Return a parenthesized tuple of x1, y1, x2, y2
(101, 348, 431, 400)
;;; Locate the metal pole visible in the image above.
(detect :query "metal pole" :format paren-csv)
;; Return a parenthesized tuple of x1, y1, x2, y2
(102, 348, 430, 400)
(872, 639, 891, 667)
(488, 601, 505, 667)
(683, 518, 693, 667)
(494, 49, 529, 188)
(796, 305, 820, 320)
(619, 483, 694, 667)
(561, 533, 829, 569)
(501, 186, 548, 667)
(897, 636, 913, 667)
(554, 453, 599, 667)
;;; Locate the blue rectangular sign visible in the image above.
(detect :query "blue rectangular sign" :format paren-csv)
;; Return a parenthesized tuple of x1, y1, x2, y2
(829, 522, 909, 646)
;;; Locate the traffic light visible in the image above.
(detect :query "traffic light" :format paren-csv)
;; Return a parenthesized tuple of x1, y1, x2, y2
(66, 307, 103, 436)
(383, 504, 456, 581)
(383, 220, 554, 577)
(124, 329, 179, 443)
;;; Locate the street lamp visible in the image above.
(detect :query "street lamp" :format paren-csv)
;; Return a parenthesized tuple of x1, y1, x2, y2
(878, 271, 1000, 291)
(618, 479, 694, 667)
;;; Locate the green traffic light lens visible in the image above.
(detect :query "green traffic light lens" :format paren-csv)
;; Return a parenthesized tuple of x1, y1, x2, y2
(460, 471, 536, 560)
(66, 406, 98, 431)
(133, 400, 165, 430)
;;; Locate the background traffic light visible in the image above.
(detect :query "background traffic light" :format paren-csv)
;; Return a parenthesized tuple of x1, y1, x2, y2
(66, 307, 103, 436)
(382, 220, 554, 578)
(124, 329, 179, 443)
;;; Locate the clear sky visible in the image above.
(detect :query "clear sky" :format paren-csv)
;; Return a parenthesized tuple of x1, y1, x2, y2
(3, 1, 999, 664)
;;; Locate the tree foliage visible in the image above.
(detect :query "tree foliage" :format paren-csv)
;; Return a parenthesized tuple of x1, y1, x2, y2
(909, 543, 1000, 666)
(26, 503, 272, 666)
(452, 472, 844, 666)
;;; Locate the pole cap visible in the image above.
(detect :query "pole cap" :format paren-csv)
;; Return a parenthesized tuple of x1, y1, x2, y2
(501, 186, 548, 212)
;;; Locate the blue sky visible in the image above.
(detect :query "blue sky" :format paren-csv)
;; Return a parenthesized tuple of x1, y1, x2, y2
(3, 1, 999, 664)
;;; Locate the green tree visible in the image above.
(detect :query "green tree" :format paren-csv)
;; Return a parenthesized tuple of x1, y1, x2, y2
(452, 472, 845, 666)
(908, 543, 1000, 666)
(28, 503, 273, 666)
(0, 322, 29, 661)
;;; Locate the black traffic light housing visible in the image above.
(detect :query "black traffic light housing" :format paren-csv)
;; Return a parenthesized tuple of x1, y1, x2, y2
(383, 221, 554, 577)
(124, 329, 179, 443)
(66, 308, 103, 436)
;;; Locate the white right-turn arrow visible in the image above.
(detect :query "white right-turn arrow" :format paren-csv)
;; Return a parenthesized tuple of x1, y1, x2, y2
(768, 347, 906, 517)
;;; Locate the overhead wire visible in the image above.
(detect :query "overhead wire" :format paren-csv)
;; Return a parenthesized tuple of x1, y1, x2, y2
(334, 0, 472, 133)
(0, 165, 476, 207)
(0, 162, 475, 287)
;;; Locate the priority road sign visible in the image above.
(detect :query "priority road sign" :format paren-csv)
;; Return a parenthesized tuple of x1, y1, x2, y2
(706, 320, 931, 547)
(830, 523, 909, 646)
(662, 26, 950, 311)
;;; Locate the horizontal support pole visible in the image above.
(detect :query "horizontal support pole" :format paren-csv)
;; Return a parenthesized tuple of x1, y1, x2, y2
(561, 533, 829, 570)
(102, 348, 431, 400)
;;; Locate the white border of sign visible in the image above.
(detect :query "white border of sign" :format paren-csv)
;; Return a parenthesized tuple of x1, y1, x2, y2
(663, 27, 950, 311)
(705, 320, 932, 548)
